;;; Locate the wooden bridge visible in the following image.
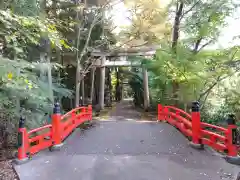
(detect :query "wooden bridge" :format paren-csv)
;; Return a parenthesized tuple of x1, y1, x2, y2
(13, 100, 240, 180)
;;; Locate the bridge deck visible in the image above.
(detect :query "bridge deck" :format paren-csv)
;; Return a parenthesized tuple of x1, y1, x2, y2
(14, 100, 239, 180)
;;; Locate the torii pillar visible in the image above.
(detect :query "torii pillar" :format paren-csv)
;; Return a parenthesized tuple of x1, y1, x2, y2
(143, 67, 150, 111)
(99, 56, 106, 109)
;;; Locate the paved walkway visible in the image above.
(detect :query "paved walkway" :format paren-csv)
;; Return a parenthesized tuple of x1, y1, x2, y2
(14, 100, 239, 180)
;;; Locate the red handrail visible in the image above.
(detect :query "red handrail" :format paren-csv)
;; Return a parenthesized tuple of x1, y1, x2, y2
(27, 124, 53, 155)
(60, 106, 92, 140)
(158, 105, 192, 138)
(28, 124, 53, 135)
(168, 111, 192, 128)
(201, 122, 228, 133)
(16, 105, 92, 162)
(157, 104, 238, 156)
(164, 106, 192, 120)
(201, 129, 226, 141)
(61, 107, 87, 120)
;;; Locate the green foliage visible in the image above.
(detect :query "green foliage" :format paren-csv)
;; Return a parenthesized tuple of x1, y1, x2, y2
(0, 57, 73, 129)
(0, 10, 70, 58)
(182, 0, 235, 47)
(127, 0, 240, 123)
(0, 8, 73, 129)
(12, 0, 39, 16)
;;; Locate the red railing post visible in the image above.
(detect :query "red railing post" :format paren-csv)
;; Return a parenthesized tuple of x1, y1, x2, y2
(226, 114, 238, 156)
(163, 107, 169, 123)
(157, 104, 163, 121)
(88, 105, 92, 120)
(50, 103, 63, 151)
(14, 116, 29, 164)
(190, 101, 203, 149)
(224, 114, 240, 165)
(72, 110, 76, 124)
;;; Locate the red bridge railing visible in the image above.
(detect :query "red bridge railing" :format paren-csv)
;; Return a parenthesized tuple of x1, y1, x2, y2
(16, 103, 92, 164)
(157, 102, 239, 158)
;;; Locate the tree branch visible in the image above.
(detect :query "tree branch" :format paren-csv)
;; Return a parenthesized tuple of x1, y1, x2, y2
(198, 47, 240, 103)
(197, 39, 214, 52)
(180, 0, 201, 20)
(200, 86, 212, 110)
(192, 12, 214, 53)
(193, 37, 202, 53)
(224, 49, 239, 66)
(198, 76, 221, 101)
(198, 66, 240, 102)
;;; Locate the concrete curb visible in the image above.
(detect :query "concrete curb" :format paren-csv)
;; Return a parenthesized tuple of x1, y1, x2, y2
(224, 156, 240, 166)
(189, 141, 204, 150)
(49, 143, 64, 151)
(13, 157, 29, 165)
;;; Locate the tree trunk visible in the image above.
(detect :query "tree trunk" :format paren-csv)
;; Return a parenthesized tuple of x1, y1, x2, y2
(39, 0, 54, 104)
(53, 0, 62, 101)
(171, 1, 184, 106)
(47, 51, 54, 103)
(105, 67, 112, 107)
(143, 67, 150, 111)
(15, 53, 20, 113)
(75, 65, 81, 107)
(109, 68, 112, 105)
(39, 53, 45, 81)
(115, 68, 120, 101)
(172, 2, 183, 51)
(99, 56, 106, 109)
(90, 67, 96, 104)
(74, 7, 82, 107)
(81, 76, 85, 105)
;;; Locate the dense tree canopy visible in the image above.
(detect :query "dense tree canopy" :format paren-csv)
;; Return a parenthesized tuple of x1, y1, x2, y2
(126, 0, 240, 124)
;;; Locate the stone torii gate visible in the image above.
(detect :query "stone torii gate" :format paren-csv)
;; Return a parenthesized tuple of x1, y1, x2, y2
(91, 46, 158, 110)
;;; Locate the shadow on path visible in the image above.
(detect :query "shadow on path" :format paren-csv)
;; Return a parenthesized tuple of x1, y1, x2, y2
(14, 100, 239, 180)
